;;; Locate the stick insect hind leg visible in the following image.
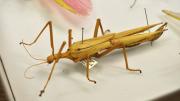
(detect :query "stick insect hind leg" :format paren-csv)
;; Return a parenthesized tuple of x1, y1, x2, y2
(122, 45, 142, 73)
(94, 42, 142, 73)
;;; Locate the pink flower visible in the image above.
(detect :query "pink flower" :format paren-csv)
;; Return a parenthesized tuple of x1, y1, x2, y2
(63, 0, 92, 16)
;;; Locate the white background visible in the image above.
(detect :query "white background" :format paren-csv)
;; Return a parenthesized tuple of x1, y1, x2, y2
(0, 0, 180, 101)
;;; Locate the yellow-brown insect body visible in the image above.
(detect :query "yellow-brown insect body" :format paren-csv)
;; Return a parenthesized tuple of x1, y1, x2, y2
(20, 19, 167, 97)
(68, 22, 167, 62)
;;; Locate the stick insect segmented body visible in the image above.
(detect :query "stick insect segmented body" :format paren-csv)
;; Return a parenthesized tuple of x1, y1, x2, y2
(20, 18, 167, 96)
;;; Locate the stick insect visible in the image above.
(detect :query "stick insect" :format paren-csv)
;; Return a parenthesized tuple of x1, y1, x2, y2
(20, 18, 167, 96)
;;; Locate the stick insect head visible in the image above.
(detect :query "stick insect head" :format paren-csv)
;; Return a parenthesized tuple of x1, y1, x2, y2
(47, 55, 54, 64)
(47, 41, 67, 64)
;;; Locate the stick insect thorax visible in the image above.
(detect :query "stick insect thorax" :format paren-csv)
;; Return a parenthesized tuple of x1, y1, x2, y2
(46, 51, 71, 64)
(47, 29, 74, 64)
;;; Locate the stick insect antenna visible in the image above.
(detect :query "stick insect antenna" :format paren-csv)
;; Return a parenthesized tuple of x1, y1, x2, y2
(24, 61, 47, 79)
(21, 40, 46, 61)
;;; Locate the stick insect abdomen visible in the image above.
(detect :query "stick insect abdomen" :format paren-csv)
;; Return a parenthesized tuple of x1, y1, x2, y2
(69, 28, 166, 61)
(111, 30, 166, 47)
(112, 22, 163, 39)
(69, 22, 164, 55)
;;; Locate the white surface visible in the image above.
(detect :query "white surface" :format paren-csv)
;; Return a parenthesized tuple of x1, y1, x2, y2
(0, 0, 180, 101)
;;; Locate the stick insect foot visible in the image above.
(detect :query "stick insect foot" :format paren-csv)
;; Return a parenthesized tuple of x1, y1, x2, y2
(19, 40, 29, 46)
(86, 57, 97, 84)
(19, 40, 24, 45)
(39, 90, 45, 97)
(122, 46, 142, 74)
(19, 42, 22, 45)
(126, 68, 142, 74)
(88, 79, 97, 84)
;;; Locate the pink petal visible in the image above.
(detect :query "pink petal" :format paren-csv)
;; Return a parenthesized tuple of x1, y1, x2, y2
(64, 0, 92, 15)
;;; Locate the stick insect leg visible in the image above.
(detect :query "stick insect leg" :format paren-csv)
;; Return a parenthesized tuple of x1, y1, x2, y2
(93, 18, 105, 38)
(86, 57, 96, 84)
(122, 46, 142, 73)
(95, 47, 116, 58)
(20, 21, 55, 56)
(39, 61, 58, 97)
(39, 40, 66, 97)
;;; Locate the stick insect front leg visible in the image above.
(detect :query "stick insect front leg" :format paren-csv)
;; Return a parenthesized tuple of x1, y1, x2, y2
(20, 21, 55, 56)
(39, 41, 66, 97)
(122, 45, 142, 73)
(39, 61, 58, 97)
(86, 57, 97, 84)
